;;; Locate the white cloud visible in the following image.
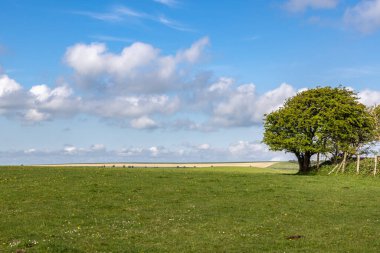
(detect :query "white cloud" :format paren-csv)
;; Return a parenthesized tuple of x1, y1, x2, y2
(208, 77, 233, 93)
(64, 146, 78, 154)
(229, 141, 267, 156)
(211, 83, 256, 127)
(24, 109, 49, 122)
(67, 42, 158, 77)
(255, 82, 297, 115)
(27, 84, 81, 121)
(130, 116, 158, 129)
(0, 74, 27, 118)
(0, 76, 81, 122)
(86, 95, 180, 119)
(65, 37, 209, 93)
(30, 85, 51, 102)
(284, 0, 339, 12)
(0, 73, 180, 126)
(65, 43, 112, 77)
(24, 148, 37, 154)
(2, 38, 380, 133)
(149, 146, 160, 156)
(176, 37, 209, 63)
(227, 141, 295, 161)
(209, 82, 296, 127)
(198, 143, 210, 150)
(344, 0, 380, 33)
(358, 89, 380, 106)
(0, 74, 22, 97)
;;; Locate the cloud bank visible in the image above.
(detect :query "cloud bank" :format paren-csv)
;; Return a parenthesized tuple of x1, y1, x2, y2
(0, 141, 293, 165)
(1, 37, 380, 131)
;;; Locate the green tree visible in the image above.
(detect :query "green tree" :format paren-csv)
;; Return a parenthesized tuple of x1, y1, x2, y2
(263, 86, 376, 173)
(371, 105, 380, 141)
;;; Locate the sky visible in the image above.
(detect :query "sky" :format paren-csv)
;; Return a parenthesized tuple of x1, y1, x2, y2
(1, 0, 380, 165)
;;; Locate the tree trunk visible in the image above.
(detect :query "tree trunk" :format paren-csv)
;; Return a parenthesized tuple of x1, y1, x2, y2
(296, 152, 312, 173)
(341, 152, 347, 173)
(374, 156, 378, 176)
(356, 154, 360, 175)
(316, 153, 320, 170)
(332, 146, 339, 164)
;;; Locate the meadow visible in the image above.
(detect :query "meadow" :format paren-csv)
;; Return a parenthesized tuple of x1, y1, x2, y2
(1, 164, 380, 252)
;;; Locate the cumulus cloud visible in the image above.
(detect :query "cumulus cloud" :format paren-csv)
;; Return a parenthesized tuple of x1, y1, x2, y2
(2, 38, 380, 132)
(65, 37, 209, 93)
(0, 39, 204, 126)
(207, 82, 296, 127)
(24, 109, 49, 122)
(0, 74, 181, 126)
(149, 146, 160, 156)
(65, 42, 158, 78)
(284, 0, 339, 12)
(207, 77, 233, 93)
(64, 146, 78, 154)
(0, 76, 81, 122)
(198, 143, 210, 150)
(229, 141, 266, 155)
(0, 74, 28, 117)
(176, 37, 209, 63)
(0, 74, 22, 97)
(86, 95, 180, 119)
(344, 0, 380, 34)
(358, 89, 380, 106)
(130, 116, 158, 129)
(28, 84, 81, 119)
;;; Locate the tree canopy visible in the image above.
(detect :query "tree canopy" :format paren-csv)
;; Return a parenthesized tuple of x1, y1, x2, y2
(263, 86, 376, 173)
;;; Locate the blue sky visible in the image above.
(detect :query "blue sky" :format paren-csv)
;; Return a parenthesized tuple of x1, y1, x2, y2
(1, 0, 380, 164)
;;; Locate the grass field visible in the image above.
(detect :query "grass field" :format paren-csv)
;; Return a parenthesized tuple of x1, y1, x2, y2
(1, 165, 380, 252)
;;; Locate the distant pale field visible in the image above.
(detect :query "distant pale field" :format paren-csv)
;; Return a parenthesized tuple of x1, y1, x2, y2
(33, 161, 278, 168)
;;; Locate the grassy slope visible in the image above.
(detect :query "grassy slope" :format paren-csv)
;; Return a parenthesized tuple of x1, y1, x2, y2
(1, 165, 380, 252)
(268, 161, 299, 170)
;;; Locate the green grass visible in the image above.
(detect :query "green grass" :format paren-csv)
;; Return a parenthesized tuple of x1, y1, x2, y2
(1, 165, 380, 252)
(268, 161, 299, 170)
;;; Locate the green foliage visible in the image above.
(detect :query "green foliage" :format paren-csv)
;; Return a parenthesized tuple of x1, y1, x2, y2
(370, 105, 380, 141)
(3, 166, 380, 252)
(263, 86, 376, 172)
(317, 158, 378, 176)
